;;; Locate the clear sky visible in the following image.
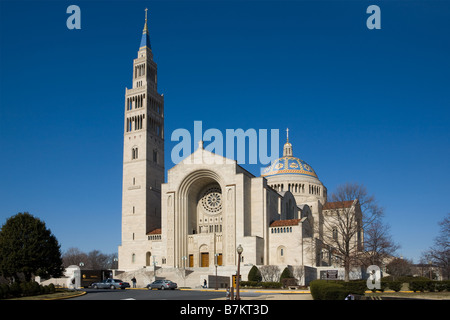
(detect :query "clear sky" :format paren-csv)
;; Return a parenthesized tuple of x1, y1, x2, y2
(0, 0, 449, 263)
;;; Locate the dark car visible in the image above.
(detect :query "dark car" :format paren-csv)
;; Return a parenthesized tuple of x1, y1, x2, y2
(92, 278, 130, 290)
(147, 280, 177, 290)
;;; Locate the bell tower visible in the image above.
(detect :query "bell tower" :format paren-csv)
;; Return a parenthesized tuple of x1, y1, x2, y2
(119, 9, 164, 271)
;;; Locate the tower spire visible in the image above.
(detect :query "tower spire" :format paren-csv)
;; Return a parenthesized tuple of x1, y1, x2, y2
(140, 8, 151, 49)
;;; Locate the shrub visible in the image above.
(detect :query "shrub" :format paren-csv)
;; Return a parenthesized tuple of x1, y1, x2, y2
(9, 282, 22, 297)
(310, 280, 350, 300)
(386, 281, 402, 292)
(0, 284, 10, 299)
(48, 283, 56, 293)
(322, 285, 349, 300)
(280, 267, 293, 281)
(409, 280, 432, 292)
(239, 281, 282, 289)
(239, 281, 259, 288)
(261, 282, 282, 289)
(248, 266, 262, 282)
(341, 280, 366, 295)
(434, 281, 447, 292)
(20, 281, 40, 296)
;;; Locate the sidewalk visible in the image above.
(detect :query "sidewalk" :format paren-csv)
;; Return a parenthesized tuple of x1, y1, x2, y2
(193, 288, 313, 300)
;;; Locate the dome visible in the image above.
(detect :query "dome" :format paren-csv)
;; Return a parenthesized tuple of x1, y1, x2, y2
(261, 128, 318, 179)
(261, 156, 318, 179)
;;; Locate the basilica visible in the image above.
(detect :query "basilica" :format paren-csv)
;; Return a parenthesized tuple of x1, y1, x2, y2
(117, 12, 362, 286)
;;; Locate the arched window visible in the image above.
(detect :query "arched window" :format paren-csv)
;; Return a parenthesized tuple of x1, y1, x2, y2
(146, 252, 152, 266)
(132, 147, 138, 160)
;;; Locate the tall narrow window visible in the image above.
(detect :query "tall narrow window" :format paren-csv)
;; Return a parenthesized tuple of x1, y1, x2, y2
(132, 147, 138, 160)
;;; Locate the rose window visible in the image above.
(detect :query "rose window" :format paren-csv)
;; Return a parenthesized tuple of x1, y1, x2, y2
(200, 186, 222, 214)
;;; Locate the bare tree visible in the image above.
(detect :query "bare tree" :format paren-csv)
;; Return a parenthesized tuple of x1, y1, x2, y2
(422, 213, 450, 280)
(259, 265, 281, 282)
(62, 248, 118, 270)
(359, 219, 400, 268)
(320, 182, 383, 281)
(291, 266, 305, 285)
(386, 257, 413, 279)
(62, 247, 88, 267)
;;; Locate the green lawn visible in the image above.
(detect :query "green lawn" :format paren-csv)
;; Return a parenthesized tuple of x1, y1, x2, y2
(7, 289, 85, 300)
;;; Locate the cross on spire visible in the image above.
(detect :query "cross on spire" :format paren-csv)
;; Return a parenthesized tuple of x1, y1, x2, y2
(283, 128, 293, 157)
(140, 8, 151, 49)
(143, 8, 149, 34)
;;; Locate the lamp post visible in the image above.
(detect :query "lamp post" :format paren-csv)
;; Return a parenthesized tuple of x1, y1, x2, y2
(215, 253, 219, 290)
(236, 244, 243, 300)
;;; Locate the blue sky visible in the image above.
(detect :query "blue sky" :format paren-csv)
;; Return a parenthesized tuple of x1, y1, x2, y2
(0, 0, 449, 263)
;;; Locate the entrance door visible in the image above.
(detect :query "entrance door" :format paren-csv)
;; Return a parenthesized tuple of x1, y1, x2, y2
(189, 254, 194, 268)
(201, 252, 209, 267)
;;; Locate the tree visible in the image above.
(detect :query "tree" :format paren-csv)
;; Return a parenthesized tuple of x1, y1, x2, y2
(0, 212, 63, 282)
(320, 182, 383, 281)
(386, 257, 413, 279)
(62, 247, 88, 267)
(421, 213, 450, 280)
(62, 247, 118, 270)
(359, 219, 400, 268)
(280, 267, 293, 281)
(259, 265, 281, 282)
(247, 266, 262, 282)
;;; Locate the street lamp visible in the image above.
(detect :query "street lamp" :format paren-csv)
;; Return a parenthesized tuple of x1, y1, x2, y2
(215, 253, 219, 290)
(236, 244, 243, 300)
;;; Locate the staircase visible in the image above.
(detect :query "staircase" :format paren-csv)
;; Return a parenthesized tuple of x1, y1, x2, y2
(115, 265, 253, 289)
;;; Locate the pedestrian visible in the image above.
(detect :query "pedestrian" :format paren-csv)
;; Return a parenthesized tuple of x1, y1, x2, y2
(203, 279, 207, 288)
(131, 277, 137, 288)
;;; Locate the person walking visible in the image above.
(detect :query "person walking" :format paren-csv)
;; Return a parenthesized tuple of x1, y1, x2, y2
(131, 277, 137, 288)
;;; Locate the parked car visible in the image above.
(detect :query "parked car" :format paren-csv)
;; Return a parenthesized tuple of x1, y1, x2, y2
(147, 280, 177, 290)
(91, 278, 130, 290)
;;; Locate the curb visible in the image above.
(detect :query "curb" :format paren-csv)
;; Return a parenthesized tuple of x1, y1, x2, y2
(44, 290, 87, 300)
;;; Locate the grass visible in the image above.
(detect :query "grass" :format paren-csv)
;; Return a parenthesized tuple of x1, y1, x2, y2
(366, 291, 450, 300)
(7, 289, 86, 300)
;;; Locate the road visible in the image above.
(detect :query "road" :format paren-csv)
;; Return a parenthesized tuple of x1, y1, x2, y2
(70, 288, 265, 300)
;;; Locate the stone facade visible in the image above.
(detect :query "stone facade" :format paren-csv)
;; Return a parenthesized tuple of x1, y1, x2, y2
(117, 13, 363, 285)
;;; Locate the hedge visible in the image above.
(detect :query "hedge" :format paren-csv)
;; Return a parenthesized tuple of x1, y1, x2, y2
(310, 280, 350, 300)
(409, 280, 450, 292)
(0, 281, 56, 299)
(382, 280, 402, 292)
(239, 281, 282, 289)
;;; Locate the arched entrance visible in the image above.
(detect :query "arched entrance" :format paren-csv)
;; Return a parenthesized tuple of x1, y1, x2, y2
(175, 169, 227, 268)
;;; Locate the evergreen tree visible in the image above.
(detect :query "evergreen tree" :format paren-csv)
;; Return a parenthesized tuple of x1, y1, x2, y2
(0, 212, 64, 281)
(280, 267, 293, 281)
(248, 265, 262, 282)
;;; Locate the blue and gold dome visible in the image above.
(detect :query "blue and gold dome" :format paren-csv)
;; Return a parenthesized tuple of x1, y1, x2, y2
(261, 129, 318, 179)
(261, 156, 318, 178)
